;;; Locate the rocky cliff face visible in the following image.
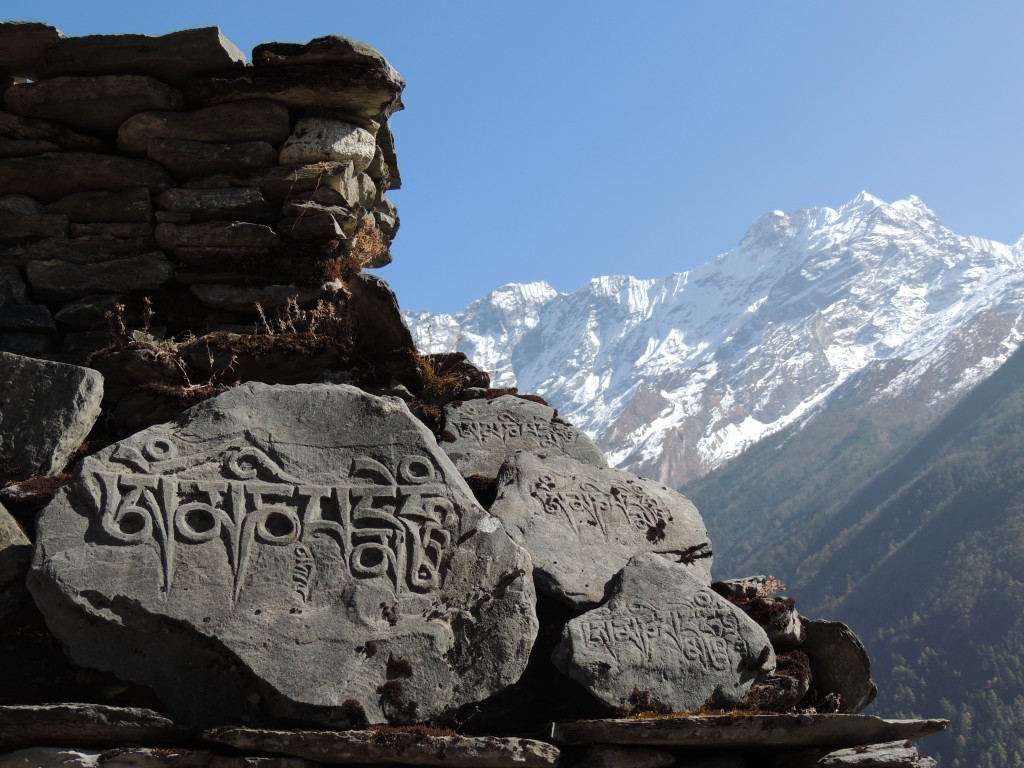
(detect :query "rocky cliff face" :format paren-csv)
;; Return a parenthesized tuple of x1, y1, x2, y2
(408, 193, 1024, 488)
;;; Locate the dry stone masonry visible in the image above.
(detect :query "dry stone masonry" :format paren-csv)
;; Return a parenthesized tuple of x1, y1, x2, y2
(0, 20, 946, 768)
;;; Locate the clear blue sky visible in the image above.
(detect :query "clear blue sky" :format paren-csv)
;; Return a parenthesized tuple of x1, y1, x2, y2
(8, 2, 1024, 312)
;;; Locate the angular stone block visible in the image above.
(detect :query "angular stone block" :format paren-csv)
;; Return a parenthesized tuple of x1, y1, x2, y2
(5, 75, 184, 136)
(442, 395, 607, 480)
(26, 252, 174, 301)
(800, 620, 878, 714)
(118, 100, 290, 156)
(279, 118, 376, 172)
(0, 351, 103, 482)
(553, 554, 775, 713)
(0, 22, 63, 79)
(29, 383, 538, 727)
(0, 112, 106, 152)
(147, 137, 277, 179)
(491, 452, 711, 607)
(45, 188, 153, 223)
(0, 153, 171, 203)
(42, 27, 246, 87)
(154, 188, 276, 224)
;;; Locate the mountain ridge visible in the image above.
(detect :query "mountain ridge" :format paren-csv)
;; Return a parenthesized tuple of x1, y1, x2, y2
(405, 192, 1024, 488)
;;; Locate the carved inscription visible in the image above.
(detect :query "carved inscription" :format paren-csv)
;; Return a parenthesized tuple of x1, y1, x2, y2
(580, 593, 753, 672)
(85, 438, 456, 601)
(532, 474, 672, 538)
(453, 413, 580, 449)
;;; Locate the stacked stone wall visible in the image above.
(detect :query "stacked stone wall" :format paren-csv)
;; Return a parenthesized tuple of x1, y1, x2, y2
(0, 22, 404, 368)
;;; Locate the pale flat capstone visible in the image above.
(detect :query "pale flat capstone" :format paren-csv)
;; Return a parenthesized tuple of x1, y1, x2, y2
(0, 351, 103, 482)
(204, 727, 560, 768)
(553, 554, 775, 713)
(490, 452, 711, 607)
(0, 703, 184, 752)
(28, 383, 538, 727)
(552, 714, 948, 750)
(442, 395, 607, 480)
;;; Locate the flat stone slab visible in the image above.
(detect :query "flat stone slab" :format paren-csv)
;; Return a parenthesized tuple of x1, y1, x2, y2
(491, 452, 711, 607)
(0, 351, 103, 482)
(118, 100, 290, 156)
(0, 749, 315, 768)
(29, 383, 538, 727)
(5, 75, 184, 135)
(204, 727, 560, 768)
(553, 554, 774, 713)
(0, 704, 184, 752)
(551, 714, 948, 750)
(442, 395, 607, 480)
(774, 740, 936, 767)
(0, 153, 171, 203)
(41, 27, 246, 87)
(26, 252, 174, 301)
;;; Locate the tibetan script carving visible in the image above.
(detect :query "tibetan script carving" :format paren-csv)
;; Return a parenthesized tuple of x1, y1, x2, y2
(579, 593, 752, 673)
(86, 437, 455, 600)
(532, 473, 672, 540)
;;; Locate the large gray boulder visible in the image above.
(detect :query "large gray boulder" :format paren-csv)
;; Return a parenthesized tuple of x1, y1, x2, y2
(0, 352, 103, 482)
(552, 554, 775, 714)
(490, 452, 711, 607)
(442, 395, 607, 480)
(28, 383, 538, 727)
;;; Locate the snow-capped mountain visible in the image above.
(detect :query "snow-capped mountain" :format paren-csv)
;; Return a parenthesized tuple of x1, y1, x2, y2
(404, 192, 1024, 487)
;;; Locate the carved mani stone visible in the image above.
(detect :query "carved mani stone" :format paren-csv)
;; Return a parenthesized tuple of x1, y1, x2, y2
(490, 452, 711, 608)
(552, 554, 776, 714)
(28, 383, 539, 727)
(442, 395, 608, 481)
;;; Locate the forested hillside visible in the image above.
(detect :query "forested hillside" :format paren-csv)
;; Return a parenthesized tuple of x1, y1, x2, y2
(686, 344, 1024, 766)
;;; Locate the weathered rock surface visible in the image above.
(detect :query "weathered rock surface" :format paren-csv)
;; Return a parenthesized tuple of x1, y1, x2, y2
(0, 351, 103, 482)
(800, 620, 878, 714)
(0, 112, 106, 152)
(442, 395, 607, 480)
(553, 554, 775, 713)
(0, 748, 315, 768)
(5, 76, 184, 135)
(0, 22, 63, 79)
(45, 188, 153, 223)
(551, 714, 949, 749)
(491, 452, 711, 607)
(155, 221, 280, 253)
(204, 727, 560, 768)
(0, 501, 31, 623)
(26, 252, 174, 301)
(0, 704, 184, 752)
(279, 119, 376, 171)
(118, 100, 290, 156)
(0, 153, 171, 202)
(147, 138, 278, 179)
(41, 27, 246, 86)
(28, 383, 538, 727)
(2, 236, 157, 268)
(192, 36, 404, 121)
(0, 212, 68, 240)
(774, 740, 937, 767)
(155, 189, 276, 223)
(0, 137, 60, 157)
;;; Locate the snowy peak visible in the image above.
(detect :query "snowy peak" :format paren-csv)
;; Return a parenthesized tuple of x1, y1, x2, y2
(405, 193, 1024, 486)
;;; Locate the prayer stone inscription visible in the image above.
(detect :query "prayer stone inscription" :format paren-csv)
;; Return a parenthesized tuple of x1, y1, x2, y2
(553, 554, 775, 713)
(490, 452, 712, 608)
(29, 383, 538, 727)
(442, 395, 607, 479)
